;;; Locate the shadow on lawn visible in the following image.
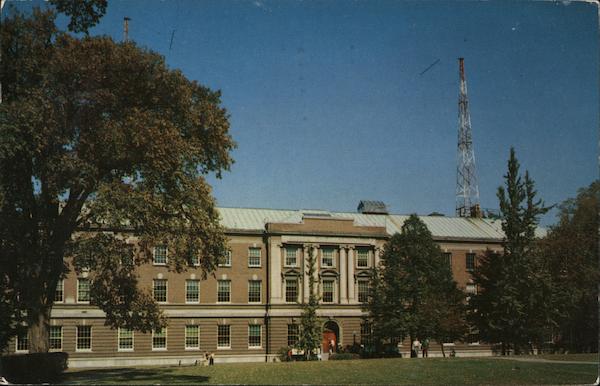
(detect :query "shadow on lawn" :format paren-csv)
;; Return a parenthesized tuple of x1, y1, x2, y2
(62, 367, 210, 384)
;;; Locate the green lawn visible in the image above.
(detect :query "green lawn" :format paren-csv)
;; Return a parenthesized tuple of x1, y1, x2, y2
(534, 353, 598, 362)
(62, 357, 597, 385)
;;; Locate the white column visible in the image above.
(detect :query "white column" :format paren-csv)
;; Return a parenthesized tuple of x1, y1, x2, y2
(339, 247, 348, 303)
(374, 247, 381, 268)
(302, 245, 310, 303)
(270, 242, 282, 304)
(312, 245, 319, 297)
(347, 247, 356, 303)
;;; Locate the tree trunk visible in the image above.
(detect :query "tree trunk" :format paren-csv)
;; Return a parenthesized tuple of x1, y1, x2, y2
(28, 307, 51, 353)
(440, 342, 446, 357)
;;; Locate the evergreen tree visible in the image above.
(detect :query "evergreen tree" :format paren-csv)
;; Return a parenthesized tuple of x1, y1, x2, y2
(366, 215, 467, 354)
(298, 247, 322, 360)
(541, 181, 599, 352)
(469, 147, 550, 354)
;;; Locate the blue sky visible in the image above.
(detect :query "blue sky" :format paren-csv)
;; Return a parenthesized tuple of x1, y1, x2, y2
(8, 0, 599, 225)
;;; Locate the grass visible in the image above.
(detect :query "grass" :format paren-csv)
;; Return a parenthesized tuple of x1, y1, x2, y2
(533, 353, 598, 362)
(62, 357, 598, 385)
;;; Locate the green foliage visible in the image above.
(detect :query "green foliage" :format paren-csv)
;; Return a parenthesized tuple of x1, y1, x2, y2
(366, 215, 467, 350)
(469, 147, 550, 354)
(49, 0, 107, 34)
(297, 247, 322, 360)
(540, 181, 599, 352)
(0, 8, 234, 352)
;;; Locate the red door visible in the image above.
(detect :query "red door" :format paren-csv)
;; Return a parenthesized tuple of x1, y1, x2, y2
(322, 331, 336, 353)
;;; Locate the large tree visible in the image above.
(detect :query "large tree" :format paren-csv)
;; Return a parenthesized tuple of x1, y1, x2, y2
(297, 247, 322, 360)
(540, 181, 599, 352)
(469, 147, 550, 355)
(0, 8, 235, 352)
(366, 215, 467, 354)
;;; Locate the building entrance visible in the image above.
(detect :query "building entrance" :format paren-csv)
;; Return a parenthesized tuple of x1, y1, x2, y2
(322, 320, 339, 354)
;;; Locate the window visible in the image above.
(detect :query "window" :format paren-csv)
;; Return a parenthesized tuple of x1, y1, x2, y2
(467, 329, 479, 345)
(219, 251, 232, 267)
(77, 278, 90, 303)
(217, 280, 231, 303)
(153, 245, 167, 265)
(190, 254, 200, 267)
(118, 328, 134, 351)
(444, 252, 452, 266)
(285, 246, 298, 267)
(285, 278, 298, 303)
(186, 280, 200, 303)
(322, 279, 335, 303)
(54, 279, 64, 303)
(152, 328, 167, 350)
(287, 324, 299, 347)
(248, 280, 261, 303)
(76, 326, 92, 351)
(357, 280, 370, 303)
(248, 247, 261, 267)
(185, 325, 200, 349)
(16, 331, 28, 352)
(248, 324, 262, 348)
(361, 322, 372, 346)
(466, 283, 477, 295)
(356, 248, 369, 268)
(153, 279, 167, 303)
(217, 325, 230, 348)
(321, 247, 334, 267)
(49, 326, 63, 350)
(466, 253, 476, 271)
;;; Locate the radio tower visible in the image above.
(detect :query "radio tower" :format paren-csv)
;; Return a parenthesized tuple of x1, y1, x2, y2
(455, 58, 481, 218)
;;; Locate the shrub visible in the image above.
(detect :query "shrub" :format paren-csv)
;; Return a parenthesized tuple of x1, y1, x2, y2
(329, 353, 360, 360)
(0, 352, 68, 384)
(277, 346, 292, 362)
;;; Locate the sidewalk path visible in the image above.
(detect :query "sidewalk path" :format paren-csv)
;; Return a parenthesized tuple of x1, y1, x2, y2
(492, 356, 597, 365)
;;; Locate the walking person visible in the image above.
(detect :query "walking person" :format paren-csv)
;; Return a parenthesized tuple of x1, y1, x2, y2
(411, 338, 421, 358)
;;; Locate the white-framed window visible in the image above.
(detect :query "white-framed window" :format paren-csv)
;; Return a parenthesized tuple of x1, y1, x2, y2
(285, 278, 298, 303)
(357, 280, 370, 303)
(190, 254, 200, 267)
(468, 329, 480, 345)
(287, 324, 299, 347)
(76, 326, 92, 351)
(321, 247, 335, 267)
(185, 325, 200, 350)
(248, 324, 262, 348)
(217, 280, 231, 303)
(217, 325, 230, 349)
(360, 322, 372, 346)
(186, 280, 200, 303)
(153, 279, 168, 303)
(77, 278, 90, 303)
(219, 250, 232, 267)
(248, 247, 261, 267)
(16, 331, 28, 352)
(322, 279, 335, 303)
(49, 326, 63, 351)
(152, 328, 167, 350)
(356, 248, 369, 268)
(54, 279, 64, 303)
(444, 252, 452, 266)
(153, 245, 168, 265)
(248, 280, 261, 303)
(466, 253, 476, 271)
(118, 328, 134, 351)
(284, 246, 298, 267)
(466, 283, 477, 294)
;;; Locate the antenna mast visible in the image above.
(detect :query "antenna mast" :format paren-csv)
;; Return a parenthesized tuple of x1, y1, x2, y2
(123, 17, 131, 42)
(456, 58, 481, 218)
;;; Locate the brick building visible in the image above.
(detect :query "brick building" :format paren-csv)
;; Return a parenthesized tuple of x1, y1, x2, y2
(7, 201, 527, 368)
